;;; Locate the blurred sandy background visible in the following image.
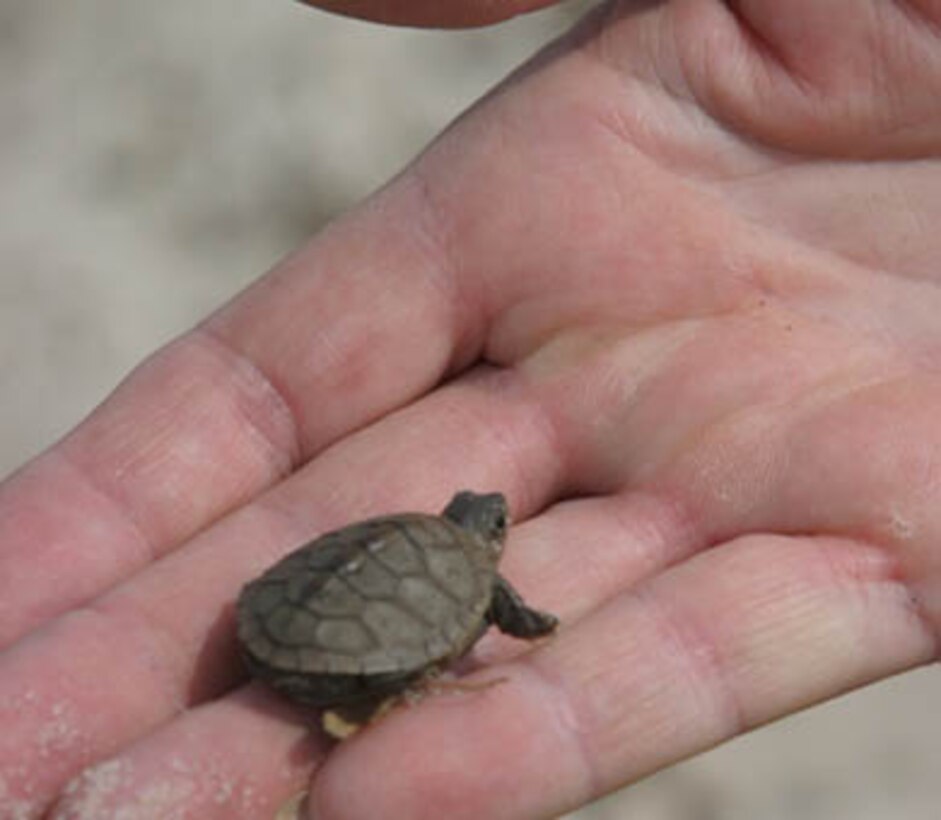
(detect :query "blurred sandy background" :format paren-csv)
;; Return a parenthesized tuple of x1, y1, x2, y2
(1, 2, 939, 817)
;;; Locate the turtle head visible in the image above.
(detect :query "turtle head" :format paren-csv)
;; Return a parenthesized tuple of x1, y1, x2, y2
(442, 491, 509, 558)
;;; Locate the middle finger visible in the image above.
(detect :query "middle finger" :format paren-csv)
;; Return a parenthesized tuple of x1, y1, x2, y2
(51, 491, 700, 818)
(0, 365, 565, 815)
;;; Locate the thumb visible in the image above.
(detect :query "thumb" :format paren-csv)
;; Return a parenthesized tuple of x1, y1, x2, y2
(297, 0, 566, 27)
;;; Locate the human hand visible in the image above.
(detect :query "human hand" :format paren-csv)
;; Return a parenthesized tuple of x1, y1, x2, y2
(3, 1, 941, 817)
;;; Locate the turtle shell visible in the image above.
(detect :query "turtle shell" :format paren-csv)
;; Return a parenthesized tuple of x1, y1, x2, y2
(236, 512, 497, 707)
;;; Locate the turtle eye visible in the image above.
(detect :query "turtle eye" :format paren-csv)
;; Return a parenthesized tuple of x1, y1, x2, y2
(491, 510, 507, 539)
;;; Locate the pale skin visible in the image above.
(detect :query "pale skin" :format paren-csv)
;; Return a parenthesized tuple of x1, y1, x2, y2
(1, 0, 940, 816)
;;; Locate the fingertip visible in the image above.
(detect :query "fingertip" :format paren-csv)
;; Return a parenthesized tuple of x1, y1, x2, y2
(297, 0, 562, 28)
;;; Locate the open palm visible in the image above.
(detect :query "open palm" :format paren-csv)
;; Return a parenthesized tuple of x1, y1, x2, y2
(2, 1, 940, 817)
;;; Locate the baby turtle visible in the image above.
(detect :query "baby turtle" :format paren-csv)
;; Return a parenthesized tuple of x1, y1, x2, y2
(236, 491, 557, 715)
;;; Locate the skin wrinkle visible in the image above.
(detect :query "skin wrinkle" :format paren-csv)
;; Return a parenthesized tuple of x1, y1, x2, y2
(622, 351, 941, 552)
(606, 534, 932, 755)
(788, 260, 941, 362)
(406, 167, 488, 377)
(810, 533, 926, 656)
(203, 190, 473, 462)
(505, 138, 814, 341)
(532, 314, 816, 493)
(516, 654, 599, 814)
(541, 491, 702, 616)
(51, 448, 157, 567)
(81, 596, 194, 714)
(609, 490, 704, 583)
(716, 162, 941, 288)
(526, 323, 700, 494)
(365, 174, 485, 383)
(662, 363, 888, 482)
(192, 326, 303, 480)
(517, 381, 574, 510)
(686, 3, 941, 160)
(888, 171, 940, 277)
(788, 386, 941, 618)
(577, 69, 765, 188)
(55, 331, 310, 561)
(684, 9, 806, 152)
(869, 6, 930, 133)
(522, 581, 741, 808)
(654, 373, 907, 542)
(590, 2, 738, 150)
(721, 0, 811, 94)
(791, 540, 941, 659)
(493, 222, 774, 369)
(892, 0, 941, 38)
(631, 582, 747, 735)
(206, 288, 355, 462)
(414, 117, 542, 374)
(669, 5, 775, 151)
(806, 536, 938, 666)
(450, 372, 568, 519)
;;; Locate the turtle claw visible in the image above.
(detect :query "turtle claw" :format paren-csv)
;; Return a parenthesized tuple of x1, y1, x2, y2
(274, 790, 309, 820)
(321, 708, 365, 740)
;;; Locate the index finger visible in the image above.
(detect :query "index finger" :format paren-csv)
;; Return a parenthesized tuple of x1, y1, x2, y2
(0, 178, 482, 648)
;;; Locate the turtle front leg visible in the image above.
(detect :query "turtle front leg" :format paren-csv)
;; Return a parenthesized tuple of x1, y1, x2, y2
(487, 575, 558, 639)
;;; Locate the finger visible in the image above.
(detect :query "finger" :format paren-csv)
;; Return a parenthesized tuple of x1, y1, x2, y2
(0, 365, 567, 815)
(2, 305, 907, 812)
(0, 0, 605, 646)
(668, 0, 941, 156)
(298, 0, 564, 27)
(0, 168, 484, 647)
(645, 374, 941, 630)
(49, 686, 319, 820)
(49, 490, 698, 819)
(522, 301, 941, 628)
(17, 299, 939, 813)
(0, 337, 296, 649)
(0, 0, 744, 649)
(307, 533, 936, 819)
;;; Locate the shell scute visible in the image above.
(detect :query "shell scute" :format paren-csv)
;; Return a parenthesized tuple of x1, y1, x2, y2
(361, 599, 429, 647)
(314, 618, 375, 655)
(398, 575, 466, 626)
(342, 553, 399, 598)
(423, 545, 481, 602)
(369, 529, 425, 575)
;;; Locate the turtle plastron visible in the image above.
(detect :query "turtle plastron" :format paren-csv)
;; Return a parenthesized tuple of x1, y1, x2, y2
(403, 666, 509, 703)
(321, 667, 509, 740)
